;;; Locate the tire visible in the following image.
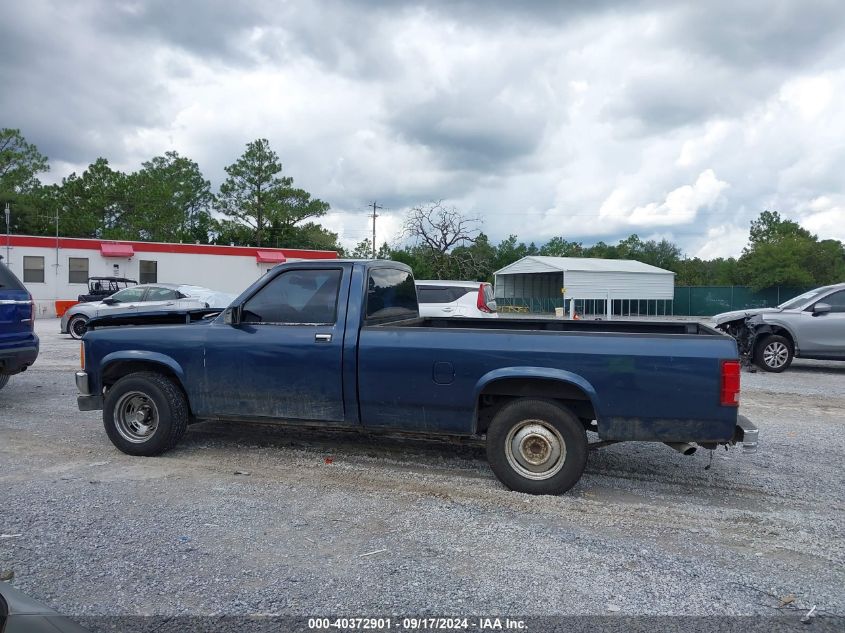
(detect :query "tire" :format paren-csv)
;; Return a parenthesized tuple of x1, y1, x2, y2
(754, 334, 793, 373)
(0, 375, 9, 391)
(486, 398, 588, 495)
(103, 371, 188, 456)
(68, 314, 89, 340)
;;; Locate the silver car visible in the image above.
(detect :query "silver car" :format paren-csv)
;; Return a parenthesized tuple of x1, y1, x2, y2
(61, 283, 235, 339)
(713, 283, 845, 372)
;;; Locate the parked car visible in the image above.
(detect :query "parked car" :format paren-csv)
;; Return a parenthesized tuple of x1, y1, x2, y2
(76, 276, 137, 303)
(0, 581, 91, 632)
(75, 260, 756, 496)
(416, 280, 497, 318)
(61, 283, 236, 339)
(0, 260, 39, 391)
(713, 282, 845, 372)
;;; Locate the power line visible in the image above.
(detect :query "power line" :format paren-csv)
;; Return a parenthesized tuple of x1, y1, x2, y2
(369, 201, 382, 258)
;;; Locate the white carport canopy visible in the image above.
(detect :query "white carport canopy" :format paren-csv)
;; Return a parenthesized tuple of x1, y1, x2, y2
(494, 256, 675, 306)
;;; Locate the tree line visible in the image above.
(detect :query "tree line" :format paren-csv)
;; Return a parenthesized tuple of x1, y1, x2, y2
(0, 129, 339, 251)
(3, 128, 843, 289)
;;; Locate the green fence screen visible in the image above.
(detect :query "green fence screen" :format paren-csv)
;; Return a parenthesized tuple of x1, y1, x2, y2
(672, 286, 811, 316)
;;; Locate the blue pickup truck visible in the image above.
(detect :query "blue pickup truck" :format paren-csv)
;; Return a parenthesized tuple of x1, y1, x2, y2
(75, 260, 757, 495)
(0, 261, 39, 391)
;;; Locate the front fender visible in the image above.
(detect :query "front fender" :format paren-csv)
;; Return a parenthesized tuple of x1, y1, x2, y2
(99, 350, 186, 384)
(759, 315, 801, 349)
(473, 366, 601, 414)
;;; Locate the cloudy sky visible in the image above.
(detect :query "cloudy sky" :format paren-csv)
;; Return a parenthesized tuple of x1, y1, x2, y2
(2, 0, 844, 256)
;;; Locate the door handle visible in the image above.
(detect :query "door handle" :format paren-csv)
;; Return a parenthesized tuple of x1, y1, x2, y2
(315, 333, 332, 343)
(442, 307, 454, 312)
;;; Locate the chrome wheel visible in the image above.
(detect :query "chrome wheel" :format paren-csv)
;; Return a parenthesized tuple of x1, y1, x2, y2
(113, 391, 159, 443)
(763, 341, 789, 369)
(504, 419, 567, 481)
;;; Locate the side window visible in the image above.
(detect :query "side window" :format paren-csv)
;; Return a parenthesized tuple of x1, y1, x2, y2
(447, 286, 474, 302)
(366, 269, 418, 323)
(242, 269, 342, 324)
(820, 290, 845, 313)
(23, 256, 45, 283)
(144, 287, 179, 301)
(139, 260, 157, 284)
(417, 287, 453, 304)
(69, 257, 89, 284)
(110, 287, 146, 303)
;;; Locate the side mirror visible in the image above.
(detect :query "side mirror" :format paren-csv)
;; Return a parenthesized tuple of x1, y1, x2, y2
(223, 306, 241, 325)
(102, 297, 117, 305)
(813, 302, 831, 316)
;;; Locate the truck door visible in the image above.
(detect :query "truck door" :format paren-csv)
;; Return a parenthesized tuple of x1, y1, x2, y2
(199, 267, 348, 422)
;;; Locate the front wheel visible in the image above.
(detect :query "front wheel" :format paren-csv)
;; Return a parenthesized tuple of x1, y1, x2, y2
(103, 371, 188, 456)
(67, 314, 89, 340)
(486, 398, 588, 495)
(754, 334, 793, 372)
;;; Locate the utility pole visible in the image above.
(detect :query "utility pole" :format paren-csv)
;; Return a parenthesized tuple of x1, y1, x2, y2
(369, 201, 382, 258)
(4, 203, 10, 265)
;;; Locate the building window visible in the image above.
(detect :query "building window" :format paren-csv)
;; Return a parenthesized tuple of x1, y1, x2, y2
(69, 257, 89, 284)
(139, 260, 157, 284)
(23, 256, 45, 283)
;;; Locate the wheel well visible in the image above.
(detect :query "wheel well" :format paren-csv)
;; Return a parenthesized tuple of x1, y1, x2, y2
(759, 327, 794, 351)
(475, 378, 596, 435)
(102, 361, 189, 404)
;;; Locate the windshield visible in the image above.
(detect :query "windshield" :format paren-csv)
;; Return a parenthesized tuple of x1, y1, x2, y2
(778, 288, 829, 310)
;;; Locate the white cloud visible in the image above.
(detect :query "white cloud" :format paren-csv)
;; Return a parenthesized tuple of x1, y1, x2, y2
(583, 170, 729, 234)
(692, 224, 749, 260)
(779, 75, 834, 120)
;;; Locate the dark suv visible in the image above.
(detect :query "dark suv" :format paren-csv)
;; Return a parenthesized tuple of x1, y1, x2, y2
(0, 260, 39, 390)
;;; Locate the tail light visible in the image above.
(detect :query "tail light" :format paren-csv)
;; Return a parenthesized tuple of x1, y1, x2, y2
(477, 284, 494, 313)
(80, 342, 85, 370)
(720, 360, 740, 406)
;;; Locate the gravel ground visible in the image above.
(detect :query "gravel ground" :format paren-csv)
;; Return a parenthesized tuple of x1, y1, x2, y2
(1, 319, 843, 622)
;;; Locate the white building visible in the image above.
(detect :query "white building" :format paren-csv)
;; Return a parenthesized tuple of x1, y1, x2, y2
(493, 256, 675, 317)
(1, 235, 338, 317)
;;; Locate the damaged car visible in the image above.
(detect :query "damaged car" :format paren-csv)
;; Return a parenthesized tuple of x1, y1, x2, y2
(61, 283, 236, 340)
(712, 283, 845, 372)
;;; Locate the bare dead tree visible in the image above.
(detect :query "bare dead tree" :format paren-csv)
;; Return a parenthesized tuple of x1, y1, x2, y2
(402, 201, 481, 254)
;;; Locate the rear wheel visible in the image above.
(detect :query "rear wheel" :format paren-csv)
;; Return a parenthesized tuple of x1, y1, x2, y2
(68, 314, 89, 340)
(0, 375, 9, 391)
(103, 371, 188, 456)
(486, 398, 588, 495)
(754, 334, 793, 372)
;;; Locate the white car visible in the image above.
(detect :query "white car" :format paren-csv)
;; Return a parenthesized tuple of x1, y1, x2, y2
(61, 283, 236, 339)
(416, 280, 498, 318)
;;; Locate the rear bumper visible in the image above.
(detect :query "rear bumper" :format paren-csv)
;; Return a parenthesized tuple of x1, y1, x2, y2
(735, 415, 759, 453)
(0, 337, 39, 375)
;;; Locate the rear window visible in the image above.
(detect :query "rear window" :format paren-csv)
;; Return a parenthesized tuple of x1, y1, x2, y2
(0, 262, 26, 291)
(416, 285, 473, 304)
(366, 268, 419, 323)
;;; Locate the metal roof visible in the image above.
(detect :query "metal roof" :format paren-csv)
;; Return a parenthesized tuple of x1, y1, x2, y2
(494, 256, 675, 276)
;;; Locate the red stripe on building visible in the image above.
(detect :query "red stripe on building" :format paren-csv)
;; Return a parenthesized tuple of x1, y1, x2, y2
(6, 235, 338, 259)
